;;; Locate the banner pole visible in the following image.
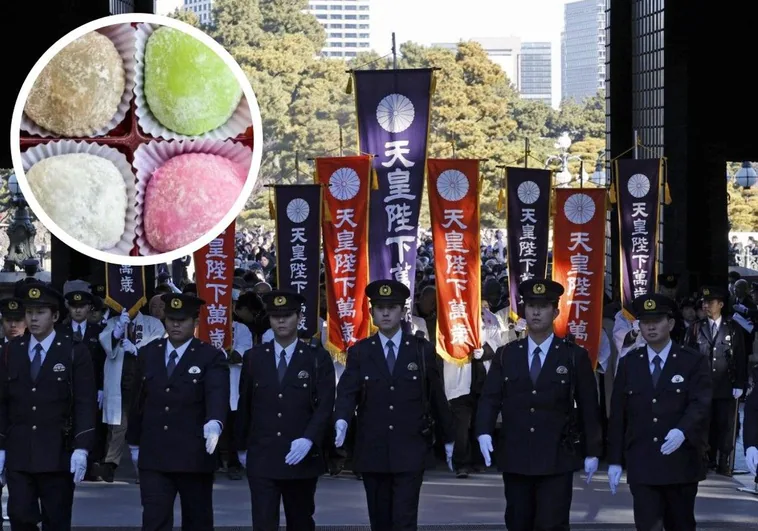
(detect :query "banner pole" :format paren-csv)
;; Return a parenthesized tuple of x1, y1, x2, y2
(524, 138, 530, 168)
(633, 130, 639, 159)
(392, 32, 397, 69)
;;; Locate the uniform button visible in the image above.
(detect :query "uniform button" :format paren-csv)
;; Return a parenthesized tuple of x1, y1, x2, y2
(277, 413, 282, 418)
(530, 427, 535, 432)
(676, 389, 681, 393)
(389, 425, 394, 430)
(165, 388, 170, 392)
(164, 426, 168, 430)
(32, 425, 36, 430)
(653, 437, 658, 442)
(165, 407, 169, 412)
(389, 405, 394, 410)
(31, 388, 36, 392)
(277, 432, 281, 436)
(652, 399, 657, 403)
(713, 368, 716, 372)
(532, 390, 537, 395)
(390, 386, 395, 391)
(278, 393, 283, 398)
(32, 406, 36, 411)
(530, 408, 535, 413)
(653, 418, 658, 422)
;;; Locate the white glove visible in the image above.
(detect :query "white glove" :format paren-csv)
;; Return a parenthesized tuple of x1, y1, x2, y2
(121, 339, 138, 355)
(746, 446, 758, 476)
(70, 449, 88, 484)
(167, 280, 181, 294)
(444, 442, 454, 472)
(238, 451, 247, 469)
(733, 388, 744, 399)
(584, 456, 599, 483)
(477, 434, 493, 467)
(734, 303, 748, 314)
(97, 390, 104, 410)
(203, 421, 222, 454)
(632, 320, 640, 333)
(473, 348, 484, 360)
(0, 449, 5, 485)
(334, 419, 348, 448)
(113, 309, 130, 339)
(130, 445, 139, 468)
(608, 464, 623, 494)
(660, 428, 685, 455)
(514, 318, 527, 332)
(285, 438, 313, 465)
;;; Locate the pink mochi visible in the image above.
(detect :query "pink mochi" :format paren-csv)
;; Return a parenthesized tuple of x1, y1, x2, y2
(143, 153, 247, 252)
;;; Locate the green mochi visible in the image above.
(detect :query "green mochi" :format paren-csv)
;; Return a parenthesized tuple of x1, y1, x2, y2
(144, 26, 242, 136)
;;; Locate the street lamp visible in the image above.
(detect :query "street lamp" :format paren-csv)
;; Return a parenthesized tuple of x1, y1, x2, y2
(0, 172, 37, 272)
(590, 152, 607, 187)
(734, 161, 757, 188)
(545, 132, 583, 186)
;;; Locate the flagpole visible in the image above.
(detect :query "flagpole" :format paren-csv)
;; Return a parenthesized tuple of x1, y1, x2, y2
(633, 130, 639, 159)
(524, 138, 530, 168)
(392, 32, 397, 69)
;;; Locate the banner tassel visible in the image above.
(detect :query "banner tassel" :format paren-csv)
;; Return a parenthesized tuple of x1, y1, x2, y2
(371, 168, 379, 190)
(345, 75, 353, 95)
(497, 188, 505, 212)
(609, 180, 617, 204)
(550, 191, 557, 216)
(664, 182, 672, 205)
(268, 198, 276, 220)
(323, 200, 332, 223)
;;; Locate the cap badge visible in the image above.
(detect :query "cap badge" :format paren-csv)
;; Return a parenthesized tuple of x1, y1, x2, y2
(170, 298, 183, 309)
(379, 285, 392, 296)
(7, 301, 17, 310)
(702, 288, 710, 296)
(29, 288, 40, 299)
(643, 299, 656, 310)
(533, 283, 546, 295)
(274, 296, 286, 307)
(73, 294, 82, 301)
(667, 275, 674, 282)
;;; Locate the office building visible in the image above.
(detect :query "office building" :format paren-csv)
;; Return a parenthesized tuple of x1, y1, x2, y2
(183, 0, 214, 24)
(520, 42, 552, 105)
(307, 0, 371, 59)
(562, 0, 605, 103)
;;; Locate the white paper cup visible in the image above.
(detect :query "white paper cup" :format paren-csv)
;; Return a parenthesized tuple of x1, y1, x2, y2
(21, 24, 137, 138)
(133, 139, 253, 255)
(20, 140, 138, 255)
(134, 22, 252, 141)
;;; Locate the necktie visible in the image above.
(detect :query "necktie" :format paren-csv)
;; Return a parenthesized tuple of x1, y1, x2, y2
(74, 324, 83, 342)
(711, 322, 718, 338)
(277, 350, 287, 383)
(30, 344, 43, 381)
(651, 355, 662, 387)
(386, 340, 396, 374)
(530, 346, 542, 385)
(166, 351, 178, 378)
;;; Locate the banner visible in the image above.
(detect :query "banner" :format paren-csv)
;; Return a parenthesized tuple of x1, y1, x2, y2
(552, 189, 607, 367)
(193, 222, 235, 351)
(427, 159, 482, 364)
(274, 184, 322, 337)
(104, 263, 147, 318)
(316, 156, 372, 363)
(505, 167, 552, 320)
(614, 158, 663, 320)
(353, 68, 435, 310)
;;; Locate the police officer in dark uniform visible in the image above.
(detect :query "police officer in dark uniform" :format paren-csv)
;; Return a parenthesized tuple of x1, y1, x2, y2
(744, 368, 758, 477)
(475, 278, 602, 531)
(126, 293, 229, 531)
(1, 298, 27, 343)
(683, 285, 746, 475)
(608, 293, 712, 531)
(0, 283, 97, 531)
(334, 280, 455, 531)
(658, 274, 686, 344)
(235, 290, 335, 531)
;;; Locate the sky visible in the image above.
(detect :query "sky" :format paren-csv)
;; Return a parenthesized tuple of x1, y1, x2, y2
(156, 0, 574, 107)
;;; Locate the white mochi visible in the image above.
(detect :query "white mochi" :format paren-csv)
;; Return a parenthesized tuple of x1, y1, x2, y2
(26, 153, 128, 250)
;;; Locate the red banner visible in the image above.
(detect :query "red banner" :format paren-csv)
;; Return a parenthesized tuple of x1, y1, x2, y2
(427, 159, 482, 364)
(552, 189, 607, 367)
(193, 221, 235, 351)
(315, 156, 372, 364)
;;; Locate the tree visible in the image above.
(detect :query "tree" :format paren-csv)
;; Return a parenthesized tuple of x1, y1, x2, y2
(168, 8, 202, 28)
(728, 181, 758, 231)
(210, 0, 263, 49)
(258, 0, 325, 51)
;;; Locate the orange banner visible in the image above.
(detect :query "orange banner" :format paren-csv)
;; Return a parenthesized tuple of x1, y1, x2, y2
(193, 221, 235, 351)
(427, 159, 482, 364)
(315, 156, 372, 364)
(552, 189, 607, 367)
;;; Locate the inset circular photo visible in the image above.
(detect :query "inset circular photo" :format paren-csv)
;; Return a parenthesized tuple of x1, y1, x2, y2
(11, 14, 263, 266)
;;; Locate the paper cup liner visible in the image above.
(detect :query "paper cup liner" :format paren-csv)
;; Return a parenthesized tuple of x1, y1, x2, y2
(19, 140, 138, 255)
(21, 24, 137, 138)
(133, 139, 253, 255)
(134, 22, 252, 141)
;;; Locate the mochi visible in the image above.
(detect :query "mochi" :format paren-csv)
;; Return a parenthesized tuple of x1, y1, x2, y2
(143, 153, 247, 252)
(144, 27, 242, 136)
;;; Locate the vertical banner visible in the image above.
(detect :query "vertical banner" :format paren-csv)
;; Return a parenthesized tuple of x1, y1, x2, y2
(614, 158, 663, 319)
(316, 156, 372, 363)
(505, 167, 552, 320)
(552, 189, 607, 367)
(274, 184, 323, 338)
(427, 159, 482, 364)
(193, 222, 235, 351)
(105, 264, 147, 318)
(353, 68, 434, 311)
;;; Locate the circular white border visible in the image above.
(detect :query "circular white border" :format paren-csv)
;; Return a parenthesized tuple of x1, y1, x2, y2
(11, 13, 263, 266)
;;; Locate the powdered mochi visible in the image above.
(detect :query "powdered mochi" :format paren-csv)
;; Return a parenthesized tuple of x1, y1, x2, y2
(26, 153, 128, 249)
(144, 27, 242, 136)
(143, 153, 247, 252)
(25, 32, 125, 136)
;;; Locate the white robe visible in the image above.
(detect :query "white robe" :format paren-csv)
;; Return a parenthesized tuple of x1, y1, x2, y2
(100, 312, 165, 426)
(229, 321, 253, 411)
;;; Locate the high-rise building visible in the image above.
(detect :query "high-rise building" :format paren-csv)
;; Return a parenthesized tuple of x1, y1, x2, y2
(562, 0, 605, 103)
(520, 42, 552, 105)
(307, 0, 371, 59)
(433, 37, 522, 89)
(183, 0, 214, 24)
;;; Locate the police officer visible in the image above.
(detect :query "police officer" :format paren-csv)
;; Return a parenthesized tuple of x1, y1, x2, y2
(683, 285, 746, 475)
(126, 293, 229, 531)
(0, 283, 97, 531)
(744, 368, 758, 476)
(235, 290, 335, 531)
(608, 293, 711, 531)
(0, 297, 27, 343)
(334, 280, 455, 531)
(475, 278, 602, 531)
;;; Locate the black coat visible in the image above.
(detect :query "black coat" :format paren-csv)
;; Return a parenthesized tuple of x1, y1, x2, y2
(475, 336, 603, 475)
(334, 333, 454, 474)
(125, 337, 229, 473)
(0, 331, 96, 473)
(744, 366, 758, 450)
(683, 317, 747, 399)
(607, 342, 712, 485)
(235, 340, 335, 479)
(59, 320, 106, 391)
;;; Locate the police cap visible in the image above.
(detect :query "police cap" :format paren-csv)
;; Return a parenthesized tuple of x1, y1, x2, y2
(261, 290, 305, 316)
(365, 280, 410, 305)
(65, 290, 94, 307)
(632, 293, 677, 320)
(160, 293, 206, 319)
(518, 278, 565, 302)
(657, 273, 680, 289)
(700, 285, 728, 302)
(22, 283, 63, 309)
(0, 298, 25, 320)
